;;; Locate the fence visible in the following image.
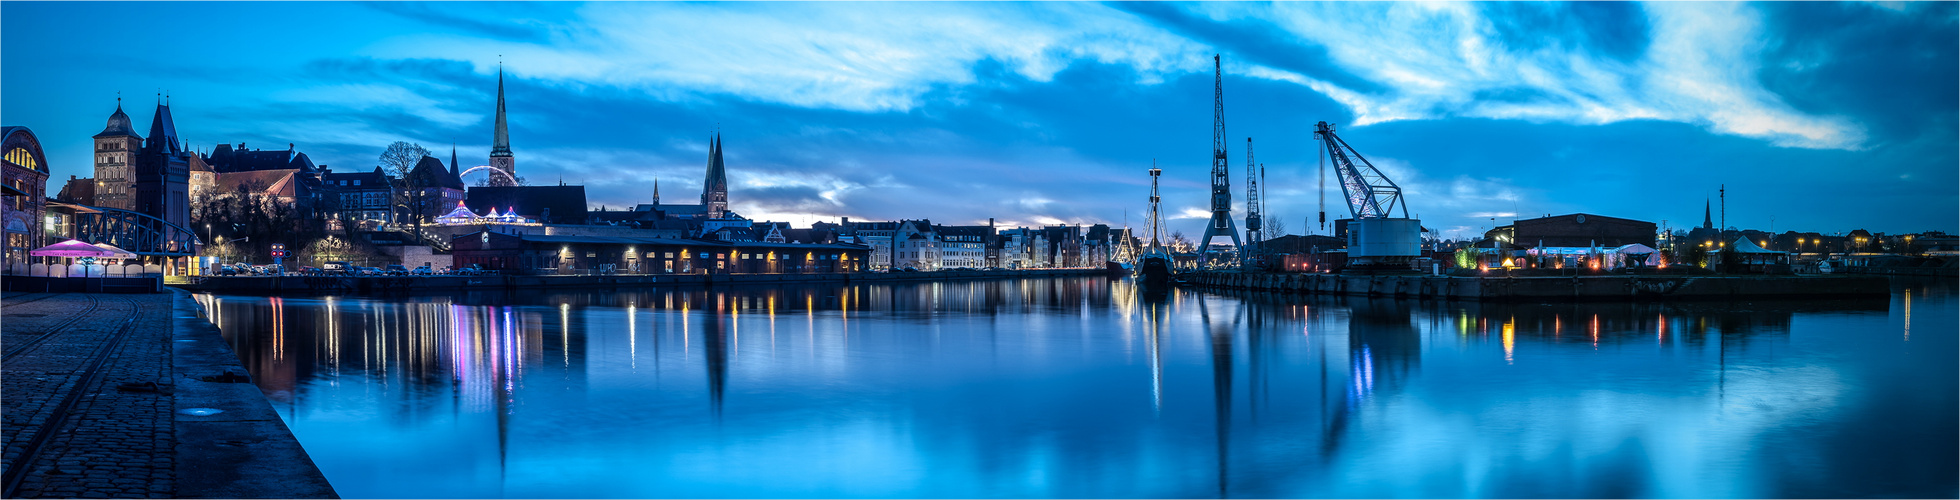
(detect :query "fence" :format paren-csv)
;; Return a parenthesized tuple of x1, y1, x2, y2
(5, 262, 165, 278)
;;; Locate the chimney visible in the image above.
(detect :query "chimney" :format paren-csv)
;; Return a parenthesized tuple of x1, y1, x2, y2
(989, 218, 995, 228)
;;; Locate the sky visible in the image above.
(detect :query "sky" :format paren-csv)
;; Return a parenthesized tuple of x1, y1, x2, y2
(2, 1, 1954, 240)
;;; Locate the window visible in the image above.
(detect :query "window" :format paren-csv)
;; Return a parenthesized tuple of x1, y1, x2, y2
(664, 252, 674, 258)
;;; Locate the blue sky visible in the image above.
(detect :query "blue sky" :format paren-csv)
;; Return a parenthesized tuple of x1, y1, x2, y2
(3, 2, 1954, 238)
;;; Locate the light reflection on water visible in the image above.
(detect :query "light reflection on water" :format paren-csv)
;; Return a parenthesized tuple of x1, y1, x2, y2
(195, 277, 1957, 498)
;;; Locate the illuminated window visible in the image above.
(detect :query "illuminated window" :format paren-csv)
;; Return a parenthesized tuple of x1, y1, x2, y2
(4, 148, 37, 171)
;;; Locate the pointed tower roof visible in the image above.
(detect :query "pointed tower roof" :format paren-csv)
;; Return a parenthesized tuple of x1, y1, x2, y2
(145, 103, 181, 154)
(94, 99, 141, 139)
(703, 133, 727, 193)
(490, 67, 512, 158)
(450, 144, 459, 176)
(1703, 199, 1713, 229)
(653, 177, 661, 204)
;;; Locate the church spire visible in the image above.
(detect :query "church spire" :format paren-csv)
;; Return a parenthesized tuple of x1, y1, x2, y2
(491, 67, 511, 157)
(1703, 199, 1713, 229)
(487, 63, 515, 186)
(449, 143, 459, 176)
(653, 177, 661, 204)
(703, 133, 728, 218)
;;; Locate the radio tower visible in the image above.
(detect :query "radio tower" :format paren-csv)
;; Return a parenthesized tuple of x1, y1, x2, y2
(1198, 54, 1241, 266)
(1243, 137, 1262, 268)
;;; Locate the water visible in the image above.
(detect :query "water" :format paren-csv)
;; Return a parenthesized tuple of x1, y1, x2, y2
(193, 277, 1958, 498)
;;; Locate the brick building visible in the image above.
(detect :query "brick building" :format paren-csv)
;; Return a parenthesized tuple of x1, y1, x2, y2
(1491, 213, 1656, 248)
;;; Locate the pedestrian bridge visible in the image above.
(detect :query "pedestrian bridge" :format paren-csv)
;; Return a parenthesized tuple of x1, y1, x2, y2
(45, 202, 201, 257)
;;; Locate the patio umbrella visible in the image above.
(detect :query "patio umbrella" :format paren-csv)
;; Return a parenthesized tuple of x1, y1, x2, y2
(29, 239, 114, 278)
(29, 239, 118, 258)
(90, 243, 138, 259)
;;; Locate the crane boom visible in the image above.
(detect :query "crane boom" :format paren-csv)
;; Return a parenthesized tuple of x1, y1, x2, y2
(1314, 121, 1407, 220)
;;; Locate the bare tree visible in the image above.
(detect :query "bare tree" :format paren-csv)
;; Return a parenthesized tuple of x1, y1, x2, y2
(1168, 230, 1193, 253)
(1264, 215, 1287, 237)
(378, 141, 431, 179)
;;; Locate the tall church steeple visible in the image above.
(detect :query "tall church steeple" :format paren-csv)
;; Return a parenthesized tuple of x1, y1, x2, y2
(1703, 199, 1713, 230)
(703, 133, 728, 218)
(449, 143, 459, 176)
(652, 177, 661, 205)
(487, 64, 515, 186)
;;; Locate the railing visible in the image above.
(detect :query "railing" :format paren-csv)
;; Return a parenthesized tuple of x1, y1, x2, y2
(46, 203, 202, 256)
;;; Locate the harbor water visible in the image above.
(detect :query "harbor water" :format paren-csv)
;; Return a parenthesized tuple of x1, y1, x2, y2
(193, 277, 1957, 498)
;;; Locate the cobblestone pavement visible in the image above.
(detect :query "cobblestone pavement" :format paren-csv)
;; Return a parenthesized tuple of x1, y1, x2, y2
(3, 293, 173, 498)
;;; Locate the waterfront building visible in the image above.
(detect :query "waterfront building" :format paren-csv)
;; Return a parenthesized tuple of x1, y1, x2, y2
(937, 225, 991, 269)
(1487, 213, 1656, 249)
(893, 220, 939, 270)
(2, 126, 50, 269)
(91, 101, 142, 211)
(465, 185, 587, 225)
(838, 219, 898, 269)
(451, 231, 867, 275)
(487, 68, 516, 186)
(319, 167, 394, 228)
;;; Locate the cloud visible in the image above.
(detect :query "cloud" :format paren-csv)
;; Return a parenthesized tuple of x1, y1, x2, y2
(372, 3, 1205, 113)
(1203, 2, 1868, 149)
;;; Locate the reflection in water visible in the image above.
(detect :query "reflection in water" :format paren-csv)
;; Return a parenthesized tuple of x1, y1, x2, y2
(196, 278, 1953, 498)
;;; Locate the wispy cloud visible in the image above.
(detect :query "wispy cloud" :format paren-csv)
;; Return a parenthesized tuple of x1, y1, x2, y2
(373, 3, 1203, 113)
(1220, 2, 1867, 149)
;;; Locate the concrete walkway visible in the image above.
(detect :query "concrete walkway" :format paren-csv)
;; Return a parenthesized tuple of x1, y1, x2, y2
(0, 290, 336, 498)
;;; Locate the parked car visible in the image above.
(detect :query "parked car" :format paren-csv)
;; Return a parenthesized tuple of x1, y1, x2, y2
(411, 265, 433, 275)
(385, 264, 409, 276)
(323, 261, 351, 273)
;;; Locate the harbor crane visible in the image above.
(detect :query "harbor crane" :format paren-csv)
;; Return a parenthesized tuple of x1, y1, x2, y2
(1243, 137, 1264, 269)
(1315, 121, 1422, 268)
(1198, 55, 1241, 267)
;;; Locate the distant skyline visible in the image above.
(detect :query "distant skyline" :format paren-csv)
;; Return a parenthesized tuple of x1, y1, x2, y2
(3, 2, 1954, 237)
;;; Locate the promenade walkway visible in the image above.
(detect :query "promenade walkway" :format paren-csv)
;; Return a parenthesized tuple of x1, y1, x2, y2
(0, 290, 335, 498)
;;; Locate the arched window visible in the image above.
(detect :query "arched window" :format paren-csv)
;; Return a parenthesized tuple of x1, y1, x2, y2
(5, 148, 37, 171)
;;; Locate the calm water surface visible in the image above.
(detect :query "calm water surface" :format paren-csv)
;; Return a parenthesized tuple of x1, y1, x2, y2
(195, 277, 1958, 498)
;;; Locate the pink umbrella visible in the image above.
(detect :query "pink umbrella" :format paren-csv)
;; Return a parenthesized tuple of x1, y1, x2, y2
(29, 239, 119, 258)
(29, 239, 116, 278)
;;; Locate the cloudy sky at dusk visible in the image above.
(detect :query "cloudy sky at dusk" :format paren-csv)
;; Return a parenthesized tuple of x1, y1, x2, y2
(3, 2, 1954, 238)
